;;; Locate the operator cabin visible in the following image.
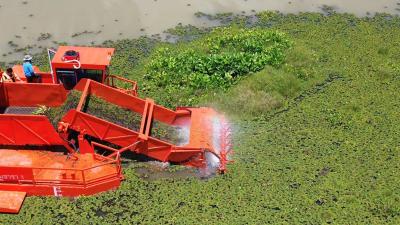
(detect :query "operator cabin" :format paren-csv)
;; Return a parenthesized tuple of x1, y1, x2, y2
(0, 46, 114, 90)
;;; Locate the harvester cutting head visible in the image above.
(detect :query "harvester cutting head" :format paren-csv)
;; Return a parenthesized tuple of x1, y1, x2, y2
(174, 107, 233, 174)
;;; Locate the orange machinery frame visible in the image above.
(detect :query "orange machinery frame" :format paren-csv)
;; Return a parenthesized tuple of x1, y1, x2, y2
(0, 78, 232, 213)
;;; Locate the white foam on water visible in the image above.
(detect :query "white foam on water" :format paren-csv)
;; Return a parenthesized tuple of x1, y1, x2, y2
(175, 125, 190, 146)
(198, 151, 218, 177)
(204, 115, 227, 173)
(211, 116, 222, 155)
(209, 114, 234, 171)
(205, 151, 220, 173)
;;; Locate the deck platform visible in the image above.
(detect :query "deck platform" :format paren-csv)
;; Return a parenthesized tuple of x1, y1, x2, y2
(0, 191, 26, 213)
(0, 149, 121, 200)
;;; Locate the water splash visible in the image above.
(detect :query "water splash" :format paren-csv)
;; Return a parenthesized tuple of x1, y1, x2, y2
(204, 114, 233, 174)
(175, 125, 190, 146)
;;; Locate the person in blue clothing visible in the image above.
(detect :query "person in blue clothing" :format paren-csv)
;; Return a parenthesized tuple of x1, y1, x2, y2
(23, 55, 41, 83)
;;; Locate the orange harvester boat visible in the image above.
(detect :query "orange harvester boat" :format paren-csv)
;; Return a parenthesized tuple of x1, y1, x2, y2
(0, 46, 233, 213)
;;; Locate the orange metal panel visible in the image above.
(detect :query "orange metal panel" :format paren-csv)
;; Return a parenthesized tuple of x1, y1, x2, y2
(0, 191, 26, 213)
(0, 115, 65, 146)
(36, 72, 55, 84)
(0, 82, 67, 107)
(0, 167, 34, 182)
(12, 65, 41, 82)
(52, 46, 114, 70)
(12, 65, 53, 84)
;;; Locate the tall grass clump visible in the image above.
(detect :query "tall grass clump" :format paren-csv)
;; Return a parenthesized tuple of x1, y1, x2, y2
(209, 42, 321, 118)
(211, 66, 303, 117)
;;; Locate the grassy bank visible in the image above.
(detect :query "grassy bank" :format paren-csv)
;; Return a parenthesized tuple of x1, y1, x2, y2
(1, 11, 400, 224)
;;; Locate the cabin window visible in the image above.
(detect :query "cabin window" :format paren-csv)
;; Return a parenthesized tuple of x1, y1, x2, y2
(56, 69, 103, 89)
(56, 69, 77, 90)
(76, 69, 103, 83)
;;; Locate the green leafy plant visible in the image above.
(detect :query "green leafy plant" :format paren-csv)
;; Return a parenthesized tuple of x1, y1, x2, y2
(143, 27, 291, 107)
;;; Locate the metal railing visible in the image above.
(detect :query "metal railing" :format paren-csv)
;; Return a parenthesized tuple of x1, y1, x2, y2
(104, 75, 138, 96)
(0, 154, 121, 187)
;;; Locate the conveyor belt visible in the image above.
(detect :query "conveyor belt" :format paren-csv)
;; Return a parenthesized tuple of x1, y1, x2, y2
(3, 107, 37, 115)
